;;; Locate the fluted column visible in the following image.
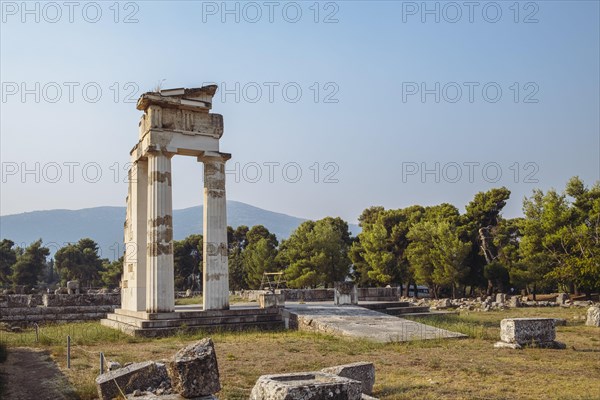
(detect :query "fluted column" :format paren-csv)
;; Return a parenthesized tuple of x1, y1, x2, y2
(122, 160, 148, 312)
(200, 152, 231, 310)
(146, 149, 175, 313)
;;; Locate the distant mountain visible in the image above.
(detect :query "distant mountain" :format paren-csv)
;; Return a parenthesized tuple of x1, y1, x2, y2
(0, 201, 360, 259)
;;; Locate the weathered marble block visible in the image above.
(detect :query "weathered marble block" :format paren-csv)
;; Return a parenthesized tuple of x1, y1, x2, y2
(259, 293, 285, 308)
(250, 372, 362, 400)
(586, 306, 600, 327)
(495, 318, 565, 349)
(67, 280, 80, 295)
(321, 362, 375, 395)
(508, 296, 521, 308)
(167, 338, 221, 397)
(96, 361, 168, 400)
(555, 293, 569, 305)
(334, 282, 358, 306)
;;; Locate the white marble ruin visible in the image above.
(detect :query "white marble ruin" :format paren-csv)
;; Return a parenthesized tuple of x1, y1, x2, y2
(121, 86, 230, 313)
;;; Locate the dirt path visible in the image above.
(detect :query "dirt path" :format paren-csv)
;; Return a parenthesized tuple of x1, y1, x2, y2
(0, 347, 77, 400)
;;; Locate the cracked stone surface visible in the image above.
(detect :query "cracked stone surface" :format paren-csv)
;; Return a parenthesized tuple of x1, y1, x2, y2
(285, 303, 466, 342)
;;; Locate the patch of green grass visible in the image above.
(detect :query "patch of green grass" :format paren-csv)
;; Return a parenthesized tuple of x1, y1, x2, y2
(1, 322, 135, 349)
(174, 294, 247, 306)
(1, 308, 599, 400)
(174, 296, 203, 306)
(404, 314, 495, 339)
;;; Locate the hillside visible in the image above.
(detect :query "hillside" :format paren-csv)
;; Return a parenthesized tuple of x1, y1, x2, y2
(0, 201, 360, 259)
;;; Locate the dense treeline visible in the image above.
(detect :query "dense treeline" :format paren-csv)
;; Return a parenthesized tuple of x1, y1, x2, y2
(1, 177, 598, 297)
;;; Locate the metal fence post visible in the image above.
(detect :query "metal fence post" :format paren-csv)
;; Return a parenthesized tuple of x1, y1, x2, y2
(100, 352, 104, 374)
(67, 335, 71, 369)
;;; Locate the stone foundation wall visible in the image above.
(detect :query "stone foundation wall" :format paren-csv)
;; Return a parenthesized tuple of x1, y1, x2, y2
(0, 294, 120, 325)
(237, 287, 399, 303)
(357, 287, 399, 301)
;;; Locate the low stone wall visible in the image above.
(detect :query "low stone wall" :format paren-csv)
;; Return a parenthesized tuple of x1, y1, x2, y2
(238, 289, 334, 302)
(357, 287, 398, 302)
(414, 295, 599, 311)
(237, 287, 400, 303)
(0, 293, 120, 325)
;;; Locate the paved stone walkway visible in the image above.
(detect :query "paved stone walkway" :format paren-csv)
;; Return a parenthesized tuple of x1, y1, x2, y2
(285, 302, 467, 342)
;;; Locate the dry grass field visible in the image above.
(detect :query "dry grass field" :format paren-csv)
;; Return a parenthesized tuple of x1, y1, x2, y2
(1, 307, 599, 400)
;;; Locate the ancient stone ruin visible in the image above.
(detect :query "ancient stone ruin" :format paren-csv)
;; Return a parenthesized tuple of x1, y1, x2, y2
(167, 338, 221, 397)
(321, 362, 375, 395)
(0, 293, 120, 326)
(250, 372, 363, 400)
(494, 318, 566, 349)
(96, 337, 377, 400)
(250, 363, 377, 400)
(334, 282, 358, 306)
(120, 86, 230, 314)
(96, 338, 221, 399)
(586, 306, 600, 327)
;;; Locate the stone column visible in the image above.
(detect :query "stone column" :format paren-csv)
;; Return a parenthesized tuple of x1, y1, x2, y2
(146, 149, 175, 313)
(200, 152, 231, 310)
(122, 160, 148, 312)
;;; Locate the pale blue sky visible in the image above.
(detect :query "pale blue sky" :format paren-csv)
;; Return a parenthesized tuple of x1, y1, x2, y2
(1, 0, 599, 223)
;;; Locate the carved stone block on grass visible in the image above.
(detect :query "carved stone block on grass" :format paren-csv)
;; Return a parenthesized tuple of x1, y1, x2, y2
(250, 372, 362, 400)
(96, 361, 168, 400)
(494, 318, 565, 349)
(321, 362, 375, 395)
(586, 306, 600, 327)
(167, 338, 221, 397)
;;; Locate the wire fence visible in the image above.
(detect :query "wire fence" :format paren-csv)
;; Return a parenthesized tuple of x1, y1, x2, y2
(0, 322, 115, 374)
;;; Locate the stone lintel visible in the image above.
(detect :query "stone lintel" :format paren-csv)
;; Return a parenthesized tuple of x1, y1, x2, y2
(130, 131, 222, 162)
(137, 85, 218, 112)
(198, 151, 232, 163)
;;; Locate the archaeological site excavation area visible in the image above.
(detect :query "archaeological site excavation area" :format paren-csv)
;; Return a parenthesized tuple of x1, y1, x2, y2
(1, 2, 599, 400)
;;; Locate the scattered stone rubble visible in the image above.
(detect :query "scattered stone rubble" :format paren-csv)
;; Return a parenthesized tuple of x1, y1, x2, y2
(405, 295, 599, 312)
(96, 338, 220, 400)
(97, 339, 378, 400)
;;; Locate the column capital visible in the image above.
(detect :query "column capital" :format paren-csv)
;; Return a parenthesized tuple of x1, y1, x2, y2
(197, 151, 231, 163)
(145, 145, 176, 158)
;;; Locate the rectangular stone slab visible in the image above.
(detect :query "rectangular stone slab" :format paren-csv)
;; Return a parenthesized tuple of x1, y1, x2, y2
(250, 372, 362, 400)
(500, 318, 556, 344)
(96, 361, 168, 400)
(321, 362, 375, 395)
